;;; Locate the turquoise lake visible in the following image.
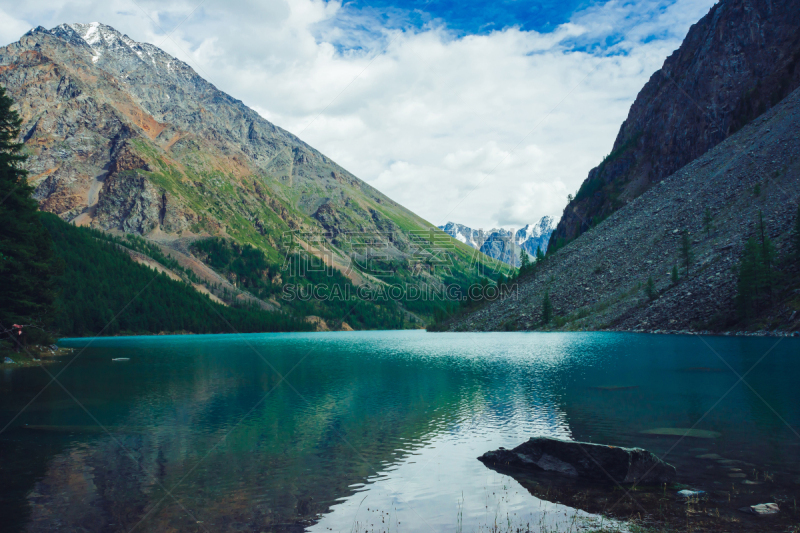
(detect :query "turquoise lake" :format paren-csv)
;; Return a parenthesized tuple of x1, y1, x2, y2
(1, 331, 799, 532)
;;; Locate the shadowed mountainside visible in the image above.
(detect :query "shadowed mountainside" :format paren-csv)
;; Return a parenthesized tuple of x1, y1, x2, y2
(443, 85, 800, 333)
(551, 0, 800, 248)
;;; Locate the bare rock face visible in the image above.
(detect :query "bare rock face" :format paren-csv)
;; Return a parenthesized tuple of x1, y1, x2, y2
(479, 437, 676, 485)
(94, 171, 160, 233)
(0, 21, 448, 269)
(552, 0, 800, 246)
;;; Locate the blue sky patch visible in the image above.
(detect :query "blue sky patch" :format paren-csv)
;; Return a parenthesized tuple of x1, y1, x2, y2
(335, 0, 597, 35)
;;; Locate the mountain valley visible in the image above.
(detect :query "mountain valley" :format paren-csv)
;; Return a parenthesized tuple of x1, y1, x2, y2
(0, 22, 510, 331)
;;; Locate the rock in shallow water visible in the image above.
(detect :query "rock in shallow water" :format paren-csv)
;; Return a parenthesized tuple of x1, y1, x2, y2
(739, 503, 779, 516)
(478, 437, 676, 484)
(677, 489, 705, 498)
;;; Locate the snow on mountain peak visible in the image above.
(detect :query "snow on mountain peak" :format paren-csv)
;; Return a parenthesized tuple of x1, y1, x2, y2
(78, 22, 102, 45)
(439, 216, 555, 267)
(42, 22, 184, 75)
(515, 215, 555, 244)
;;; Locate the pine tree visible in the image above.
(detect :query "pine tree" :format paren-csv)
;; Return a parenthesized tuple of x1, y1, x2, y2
(541, 291, 552, 325)
(703, 207, 714, 238)
(535, 246, 545, 262)
(794, 204, 800, 260)
(645, 276, 656, 300)
(679, 232, 693, 277)
(736, 237, 761, 316)
(0, 86, 60, 347)
(756, 211, 776, 300)
(671, 265, 679, 285)
(519, 248, 530, 274)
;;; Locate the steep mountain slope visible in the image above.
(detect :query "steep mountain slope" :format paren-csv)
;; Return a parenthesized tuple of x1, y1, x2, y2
(551, 0, 800, 247)
(0, 23, 506, 324)
(439, 216, 554, 267)
(442, 84, 800, 333)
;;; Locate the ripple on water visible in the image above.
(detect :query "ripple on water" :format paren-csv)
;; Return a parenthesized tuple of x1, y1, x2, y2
(3, 331, 798, 532)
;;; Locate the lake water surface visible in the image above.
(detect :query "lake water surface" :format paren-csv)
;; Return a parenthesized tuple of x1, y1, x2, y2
(1, 331, 799, 532)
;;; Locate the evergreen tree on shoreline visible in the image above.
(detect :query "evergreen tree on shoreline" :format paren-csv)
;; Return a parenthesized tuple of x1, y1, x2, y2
(0, 86, 60, 346)
(735, 212, 777, 318)
(756, 211, 776, 300)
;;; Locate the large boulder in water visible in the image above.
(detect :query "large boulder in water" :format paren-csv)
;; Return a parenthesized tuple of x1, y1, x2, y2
(478, 437, 675, 485)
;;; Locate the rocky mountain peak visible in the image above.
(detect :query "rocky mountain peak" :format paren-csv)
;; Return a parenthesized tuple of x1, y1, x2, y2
(1, 21, 502, 290)
(515, 216, 554, 245)
(48, 22, 158, 63)
(439, 216, 554, 267)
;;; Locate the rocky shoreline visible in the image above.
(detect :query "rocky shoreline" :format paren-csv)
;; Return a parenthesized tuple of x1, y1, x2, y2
(607, 328, 800, 337)
(478, 437, 797, 532)
(0, 345, 73, 368)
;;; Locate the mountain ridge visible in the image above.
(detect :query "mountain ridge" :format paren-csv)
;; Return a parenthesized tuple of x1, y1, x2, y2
(550, 0, 800, 249)
(439, 216, 554, 267)
(1, 22, 508, 326)
(440, 82, 800, 334)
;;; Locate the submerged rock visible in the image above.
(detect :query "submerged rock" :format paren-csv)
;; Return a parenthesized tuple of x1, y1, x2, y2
(739, 503, 779, 516)
(478, 437, 676, 484)
(640, 428, 721, 439)
(677, 489, 705, 498)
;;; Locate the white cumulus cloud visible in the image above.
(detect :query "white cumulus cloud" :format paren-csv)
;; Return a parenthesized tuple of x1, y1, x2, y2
(1, 0, 717, 231)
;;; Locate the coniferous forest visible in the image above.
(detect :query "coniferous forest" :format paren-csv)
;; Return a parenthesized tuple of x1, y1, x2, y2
(0, 85, 313, 348)
(41, 214, 313, 336)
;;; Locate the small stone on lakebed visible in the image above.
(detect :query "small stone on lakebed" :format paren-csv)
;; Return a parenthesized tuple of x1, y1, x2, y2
(739, 503, 779, 516)
(478, 436, 675, 485)
(640, 428, 721, 438)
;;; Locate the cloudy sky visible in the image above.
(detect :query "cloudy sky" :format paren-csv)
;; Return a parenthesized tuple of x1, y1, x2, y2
(0, 0, 716, 230)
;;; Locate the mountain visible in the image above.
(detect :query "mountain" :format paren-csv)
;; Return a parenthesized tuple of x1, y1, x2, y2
(442, 83, 800, 333)
(438, 222, 488, 249)
(439, 216, 554, 267)
(479, 229, 519, 267)
(0, 22, 506, 326)
(438, 0, 800, 334)
(550, 0, 800, 249)
(514, 216, 554, 257)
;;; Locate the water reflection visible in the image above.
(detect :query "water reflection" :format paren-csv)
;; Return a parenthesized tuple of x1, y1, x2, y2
(0, 331, 798, 532)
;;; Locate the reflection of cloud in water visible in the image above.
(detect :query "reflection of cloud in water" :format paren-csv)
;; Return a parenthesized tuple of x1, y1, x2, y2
(14, 331, 800, 531)
(310, 378, 578, 532)
(309, 427, 596, 533)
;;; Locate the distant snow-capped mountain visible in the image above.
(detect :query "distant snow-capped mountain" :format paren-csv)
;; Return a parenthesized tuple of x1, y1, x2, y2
(514, 216, 555, 258)
(439, 216, 555, 267)
(438, 222, 488, 249)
